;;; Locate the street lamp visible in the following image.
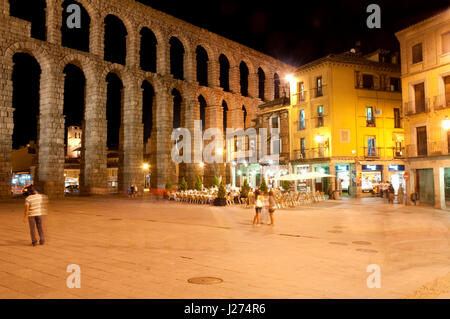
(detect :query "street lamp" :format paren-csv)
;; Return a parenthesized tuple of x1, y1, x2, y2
(442, 116, 450, 130)
(142, 163, 150, 170)
(315, 135, 324, 144)
(199, 162, 205, 168)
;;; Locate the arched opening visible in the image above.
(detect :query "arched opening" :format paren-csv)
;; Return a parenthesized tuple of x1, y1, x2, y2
(170, 37, 185, 80)
(258, 67, 265, 100)
(12, 53, 41, 150)
(61, 0, 90, 52)
(219, 54, 230, 92)
(274, 73, 281, 99)
(104, 15, 127, 65)
(11, 53, 41, 194)
(222, 100, 229, 131)
(196, 46, 209, 87)
(198, 95, 207, 131)
(240, 62, 249, 97)
(140, 27, 157, 73)
(9, 0, 46, 41)
(172, 89, 182, 129)
(63, 64, 85, 159)
(106, 73, 123, 150)
(142, 80, 154, 153)
(242, 106, 247, 129)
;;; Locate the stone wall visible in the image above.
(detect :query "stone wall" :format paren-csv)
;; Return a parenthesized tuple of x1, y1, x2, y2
(0, 0, 293, 198)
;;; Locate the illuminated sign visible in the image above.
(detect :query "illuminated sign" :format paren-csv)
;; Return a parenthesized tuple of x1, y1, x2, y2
(336, 165, 349, 171)
(388, 165, 405, 171)
(362, 165, 383, 171)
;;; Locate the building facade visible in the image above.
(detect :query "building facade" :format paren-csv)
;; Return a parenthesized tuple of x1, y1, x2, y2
(396, 9, 450, 209)
(286, 49, 404, 197)
(0, 0, 292, 199)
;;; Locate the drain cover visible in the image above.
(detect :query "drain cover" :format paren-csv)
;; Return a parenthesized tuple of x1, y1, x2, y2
(356, 249, 378, 253)
(329, 242, 347, 246)
(352, 241, 372, 246)
(188, 277, 223, 285)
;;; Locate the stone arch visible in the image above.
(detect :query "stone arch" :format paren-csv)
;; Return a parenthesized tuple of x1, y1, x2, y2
(139, 26, 157, 73)
(103, 14, 128, 65)
(239, 61, 249, 97)
(219, 53, 230, 92)
(195, 45, 209, 87)
(4, 41, 52, 72)
(57, 54, 97, 85)
(61, 0, 91, 52)
(274, 73, 281, 99)
(169, 36, 185, 80)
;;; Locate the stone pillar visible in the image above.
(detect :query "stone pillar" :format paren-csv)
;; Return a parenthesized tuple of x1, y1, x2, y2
(266, 73, 275, 101)
(229, 64, 240, 94)
(46, 0, 62, 45)
(248, 71, 258, 99)
(82, 71, 108, 195)
(208, 58, 220, 88)
(0, 0, 9, 15)
(329, 162, 336, 193)
(91, 13, 104, 56)
(179, 88, 201, 187)
(0, 62, 13, 199)
(151, 84, 174, 189)
(184, 48, 196, 83)
(203, 102, 225, 186)
(121, 79, 144, 193)
(126, 27, 139, 68)
(156, 40, 169, 76)
(37, 67, 65, 199)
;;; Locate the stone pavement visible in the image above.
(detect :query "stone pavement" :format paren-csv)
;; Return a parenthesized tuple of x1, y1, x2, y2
(0, 196, 449, 299)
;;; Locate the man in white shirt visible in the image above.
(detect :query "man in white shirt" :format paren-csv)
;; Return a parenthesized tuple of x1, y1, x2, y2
(23, 186, 48, 246)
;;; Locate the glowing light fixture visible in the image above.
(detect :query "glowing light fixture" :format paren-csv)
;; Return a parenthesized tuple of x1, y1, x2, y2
(442, 116, 450, 131)
(285, 74, 295, 84)
(315, 135, 324, 143)
(142, 163, 150, 170)
(199, 162, 205, 168)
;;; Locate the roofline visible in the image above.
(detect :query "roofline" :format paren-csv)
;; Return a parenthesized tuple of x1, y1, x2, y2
(395, 7, 450, 38)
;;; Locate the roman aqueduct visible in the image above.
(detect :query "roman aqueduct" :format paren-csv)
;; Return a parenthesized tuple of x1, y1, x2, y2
(0, 0, 292, 198)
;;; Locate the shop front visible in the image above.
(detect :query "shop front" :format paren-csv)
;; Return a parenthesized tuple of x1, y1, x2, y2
(360, 165, 383, 196)
(415, 168, 435, 206)
(294, 164, 312, 192)
(336, 164, 350, 196)
(388, 164, 406, 194)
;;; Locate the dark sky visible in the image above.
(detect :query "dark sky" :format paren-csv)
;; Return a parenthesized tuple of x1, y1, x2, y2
(137, 0, 450, 66)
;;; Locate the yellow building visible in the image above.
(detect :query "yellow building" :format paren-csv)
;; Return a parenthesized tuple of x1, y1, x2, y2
(287, 49, 404, 197)
(396, 9, 450, 209)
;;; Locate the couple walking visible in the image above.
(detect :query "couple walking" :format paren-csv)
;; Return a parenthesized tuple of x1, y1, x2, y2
(252, 189, 276, 226)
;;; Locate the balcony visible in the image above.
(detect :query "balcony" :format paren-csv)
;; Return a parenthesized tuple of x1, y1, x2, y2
(432, 94, 450, 110)
(404, 99, 430, 115)
(392, 147, 405, 159)
(311, 85, 328, 99)
(294, 91, 308, 104)
(363, 147, 382, 158)
(293, 147, 329, 160)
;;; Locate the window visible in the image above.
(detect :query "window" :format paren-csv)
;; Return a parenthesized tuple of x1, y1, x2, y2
(315, 77, 323, 97)
(362, 74, 374, 89)
(412, 43, 423, 64)
(416, 126, 427, 156)
(442, 31, 450, 54)
(300, 138, 306, 158)
(271, 116, 279, 129)
(394, 108, 401, 128)
(298, 110, 306, 130)
(390, 78, 401, 92)
(394, 142, 403, 157)
(317, 105, 324, 127)
(367, 137, 377, 157)
(297, 82, 305, 101)
(414, 83, 426, 113)
(366, 107, 376, 127)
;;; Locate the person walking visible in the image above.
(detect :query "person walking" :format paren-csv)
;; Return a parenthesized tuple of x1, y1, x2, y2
(23, 186, 48, 246)
(252, 188, 262, 226)
(388, 182, 395, 204)
(397, 184, 404, 205)
(268, 190, 276, 226)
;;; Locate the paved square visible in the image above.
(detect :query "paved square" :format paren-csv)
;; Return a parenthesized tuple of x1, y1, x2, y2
(0, 197, 449, 299)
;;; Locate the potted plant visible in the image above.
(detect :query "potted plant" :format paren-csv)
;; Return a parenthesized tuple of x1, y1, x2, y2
(240, 179, 250, 199)
(213, 182, 227, 206)
(195, 176, 203, 191)
(164, 178, 173, 199)
(213, 175, 221, 188)
(282, 180, 290, 192)
(260, 177, 269, 194)
(179, 177, 188, 191)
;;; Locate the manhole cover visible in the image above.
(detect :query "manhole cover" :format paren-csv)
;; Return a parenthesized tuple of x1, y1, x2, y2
(329, 242, 347, 246)
(188, 277, 223, 285)
(328, 230, 343, 233)
(356, 249, 378, 254)
(352, 241, 372, 246)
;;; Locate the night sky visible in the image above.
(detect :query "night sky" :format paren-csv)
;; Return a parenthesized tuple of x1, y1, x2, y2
(138, 0, 449, 66)
(9, 0, 450, 149)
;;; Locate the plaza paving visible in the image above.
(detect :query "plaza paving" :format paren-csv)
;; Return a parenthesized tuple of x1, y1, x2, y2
(0, 196, 449, 299)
